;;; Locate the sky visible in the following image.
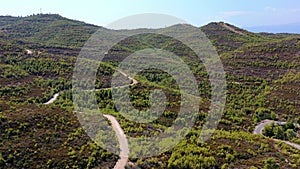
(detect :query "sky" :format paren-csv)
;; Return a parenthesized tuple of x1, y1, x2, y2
(1, 0, 300, 29)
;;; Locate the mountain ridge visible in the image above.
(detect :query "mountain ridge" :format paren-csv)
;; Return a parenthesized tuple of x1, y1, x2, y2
(0, 14, 102, 48)
(0, 14, 298, 55)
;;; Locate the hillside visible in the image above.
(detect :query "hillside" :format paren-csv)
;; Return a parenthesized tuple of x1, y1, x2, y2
(0, 14, 100, 48)
(0, 14, 300, 168)
(222, 36, 300, 79)
(200, 22, 271, 53)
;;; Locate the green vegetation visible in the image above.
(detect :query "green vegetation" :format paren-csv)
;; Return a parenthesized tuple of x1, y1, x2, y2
(263, 121, 298, 140)
(0, 14, 99, 48)
(0, 14, 300, 168)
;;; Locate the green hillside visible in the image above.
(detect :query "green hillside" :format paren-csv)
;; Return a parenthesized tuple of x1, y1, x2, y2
(0, 14, 300, 168)
(0, 14, 100, 48)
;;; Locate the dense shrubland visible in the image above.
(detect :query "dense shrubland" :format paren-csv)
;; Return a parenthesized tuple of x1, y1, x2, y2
(0, 15, 300, 168)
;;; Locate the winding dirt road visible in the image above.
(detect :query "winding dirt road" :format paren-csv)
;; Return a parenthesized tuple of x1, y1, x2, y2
(221, 22, 246, 36)
(253, 120, 300, 150)
(117, 70, 138, 86)
(103, 114, 129, 169)
(93, 69, 138, 91)
(45, 94, 130, 169)
(43, 69, 136, 169)
(44, 67, 300, 168)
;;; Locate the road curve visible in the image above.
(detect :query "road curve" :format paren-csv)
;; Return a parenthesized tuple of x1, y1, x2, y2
(103, 114, 129, 169)
(117, 70, 138, 86)
(44, 93, 130, 168)
(253, 120, 274, 134)
(94, 69, 138, 91)
(44, 93, 60, 105)
(43, 69, 135, 169)
(253, 120, 300, 150)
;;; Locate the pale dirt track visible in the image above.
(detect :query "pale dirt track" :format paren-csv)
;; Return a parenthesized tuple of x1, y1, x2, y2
(253, 120, 300, 150)
(44, 69, 136, 169)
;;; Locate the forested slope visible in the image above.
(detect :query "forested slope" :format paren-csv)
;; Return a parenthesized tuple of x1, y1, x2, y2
(0, 14, 299, 168)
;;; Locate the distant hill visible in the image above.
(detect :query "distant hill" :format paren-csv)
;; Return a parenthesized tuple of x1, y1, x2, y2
(0, 14, 101, 48)
(200, 22, 271, 53)
(0, 14, 298, 54)
(246, 22, 300, 34)
(0, 15, 21, 27)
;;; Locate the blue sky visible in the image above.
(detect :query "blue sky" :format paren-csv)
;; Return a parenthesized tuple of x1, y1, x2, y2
(1, 0, 300, 28)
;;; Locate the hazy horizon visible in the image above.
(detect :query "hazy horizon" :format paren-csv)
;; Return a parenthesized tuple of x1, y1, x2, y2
(1, 12, 300, 34)
(1, 0, 300, 33)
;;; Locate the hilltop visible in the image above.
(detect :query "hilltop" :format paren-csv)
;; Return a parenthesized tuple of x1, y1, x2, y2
(0, 14, 101, 48)
(200, 22, 271, 53)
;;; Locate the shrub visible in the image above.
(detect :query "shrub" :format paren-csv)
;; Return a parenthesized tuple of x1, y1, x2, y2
(263, 158, 279, 169)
